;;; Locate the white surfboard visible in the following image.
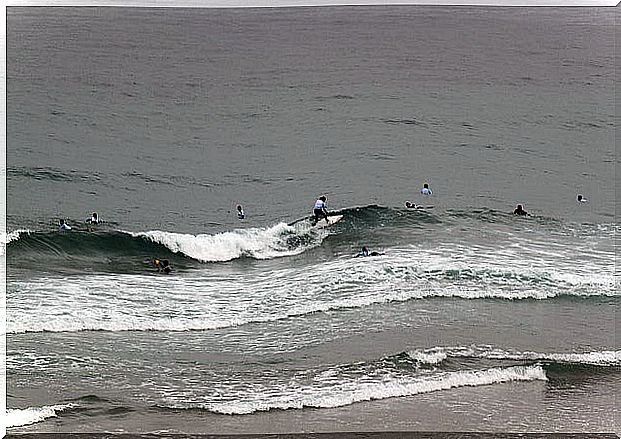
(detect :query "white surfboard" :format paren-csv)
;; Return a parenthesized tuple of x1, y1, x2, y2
(404, 201, 434, 209)
(312, 214, 344, 229)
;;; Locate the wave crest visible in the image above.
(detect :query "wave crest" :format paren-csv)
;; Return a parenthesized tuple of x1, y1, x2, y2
(6, 404, 74, 428)
(130, 222, 321, 262)
(406, 346, 621, 367)
(196, 365, 546, 415)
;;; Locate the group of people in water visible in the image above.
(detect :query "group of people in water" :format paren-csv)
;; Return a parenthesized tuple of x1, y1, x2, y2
(55, 183, 591, 268)
(58, 212, 100, 231)
(513, 193, 588, 216)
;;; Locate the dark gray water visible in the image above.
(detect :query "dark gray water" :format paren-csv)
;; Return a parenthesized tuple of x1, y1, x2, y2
(5, 5, 618, 434)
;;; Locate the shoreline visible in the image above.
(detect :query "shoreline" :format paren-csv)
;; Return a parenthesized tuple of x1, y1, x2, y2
(6, 434, 621, 439)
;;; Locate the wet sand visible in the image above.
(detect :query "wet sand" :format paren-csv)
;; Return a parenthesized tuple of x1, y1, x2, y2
(6, 434, 621, 439)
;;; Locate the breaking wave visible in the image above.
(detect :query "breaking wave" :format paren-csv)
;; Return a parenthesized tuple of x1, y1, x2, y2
(163, 365, 546, 415)
(406, 346, 621, 367)
(6, 404, 75, 428)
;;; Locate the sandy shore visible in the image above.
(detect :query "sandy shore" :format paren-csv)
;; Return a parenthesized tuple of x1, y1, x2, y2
(5, 434, 621, 439)
(6, 431, 619, 439)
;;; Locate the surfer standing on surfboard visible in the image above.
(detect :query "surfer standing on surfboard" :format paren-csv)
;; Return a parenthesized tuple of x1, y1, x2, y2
(312, 195, 329, 225)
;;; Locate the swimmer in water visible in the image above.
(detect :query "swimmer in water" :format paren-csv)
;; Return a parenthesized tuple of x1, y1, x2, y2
(420, 183, 432, 196)
(237, 205, 245, 219)
(513, 204, 528, 216)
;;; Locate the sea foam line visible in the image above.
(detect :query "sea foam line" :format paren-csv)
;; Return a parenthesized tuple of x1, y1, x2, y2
(6, 404, 75, 428)
(7, 247, 617, 335)
(202, 365, 546, 415)
(406, 346, 621, 367)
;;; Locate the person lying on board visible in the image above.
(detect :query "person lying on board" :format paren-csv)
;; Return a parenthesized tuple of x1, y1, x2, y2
(354, 246, 384, 257)
(576, 194, 588, 203)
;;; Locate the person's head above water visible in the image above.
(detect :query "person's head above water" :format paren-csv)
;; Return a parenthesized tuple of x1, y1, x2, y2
(423, 183, 429, 188)
(577, 194, 583, 201)
(237, 205, 243, 211)
(92, 212, 98, 219)
(320, 195, 326, 202)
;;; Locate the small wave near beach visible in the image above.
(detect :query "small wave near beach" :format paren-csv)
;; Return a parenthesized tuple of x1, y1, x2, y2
(407, 346, 621, 367)
(6, 404, 75, 428)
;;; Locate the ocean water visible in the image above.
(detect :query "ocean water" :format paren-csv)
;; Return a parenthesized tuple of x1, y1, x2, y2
(4, 5, 618, 434)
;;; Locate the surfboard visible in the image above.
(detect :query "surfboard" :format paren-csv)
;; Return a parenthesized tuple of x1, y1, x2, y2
(404, 201, 434, 209)
(312, 214, 344, 229)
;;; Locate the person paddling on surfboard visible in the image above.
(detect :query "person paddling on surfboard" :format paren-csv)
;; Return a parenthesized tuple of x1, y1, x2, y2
(576, 194, 588, 203)
(354, 246, 383, 257)
(312, 195, 329, 225)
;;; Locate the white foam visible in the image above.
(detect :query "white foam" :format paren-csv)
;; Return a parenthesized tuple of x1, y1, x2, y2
(542, 350, 621, 366)
(408, 349, 448, 365)
(2, 229, 31, 244)
(6, 404, 74, 428)
(205, 365, 546, 414)
(0, 229, 32, 256)
(6, 244, 617, 334)
(127, 222, 320, 262)
(407, 346, 621, 366)
(477, 348, 621, 366)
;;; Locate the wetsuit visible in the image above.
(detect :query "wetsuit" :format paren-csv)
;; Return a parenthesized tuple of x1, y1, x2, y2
(313, 199, 329, 223)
